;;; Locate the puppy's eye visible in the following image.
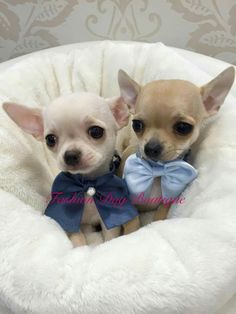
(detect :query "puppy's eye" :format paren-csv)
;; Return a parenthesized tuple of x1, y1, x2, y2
(174, 122, 193, 135)
(45, 134, 57, 147)
(132, 120, 144, 133)
(88, 126, 104, 139)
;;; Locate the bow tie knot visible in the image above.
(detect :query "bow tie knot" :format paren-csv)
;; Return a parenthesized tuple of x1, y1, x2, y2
(123, 154, 198, 199)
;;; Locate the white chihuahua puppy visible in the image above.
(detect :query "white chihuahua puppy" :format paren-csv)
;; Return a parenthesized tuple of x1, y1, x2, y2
(3, 92, 132, 247)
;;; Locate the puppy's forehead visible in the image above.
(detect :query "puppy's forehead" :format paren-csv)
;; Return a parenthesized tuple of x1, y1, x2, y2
(46, 92, 110, 124)
(137, 80, 203, 121)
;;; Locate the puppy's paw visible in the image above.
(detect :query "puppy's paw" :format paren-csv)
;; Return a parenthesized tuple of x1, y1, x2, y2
(68, 232, 87, 247)
(153, 204, 170, 221)
(123, 216, 140, 235)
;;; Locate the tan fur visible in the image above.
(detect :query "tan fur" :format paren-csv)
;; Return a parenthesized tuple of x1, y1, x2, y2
(117, 67, 235, 225)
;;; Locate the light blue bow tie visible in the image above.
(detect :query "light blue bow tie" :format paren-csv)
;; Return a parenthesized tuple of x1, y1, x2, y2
(123, 154, 198, 199)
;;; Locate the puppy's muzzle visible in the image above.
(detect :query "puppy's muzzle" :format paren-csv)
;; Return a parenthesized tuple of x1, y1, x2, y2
(144, 140, 163, 161)
(64, 150, 81, 166)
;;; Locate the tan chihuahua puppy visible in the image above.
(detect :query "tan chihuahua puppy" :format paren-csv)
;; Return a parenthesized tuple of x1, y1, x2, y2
(117, 67, 235, 229)
(3, 93, 131, 247)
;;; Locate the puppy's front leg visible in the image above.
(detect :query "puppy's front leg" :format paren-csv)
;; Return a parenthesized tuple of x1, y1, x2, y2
(67, 232, 87, 247)
(153, 204, 170, 221)
(101, 221, 121, 242)
(123, 216, 140, 235)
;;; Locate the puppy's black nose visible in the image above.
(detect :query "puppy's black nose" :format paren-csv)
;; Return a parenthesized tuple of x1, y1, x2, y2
(144, 140, 163, 160)
(64, 150, 81, 166)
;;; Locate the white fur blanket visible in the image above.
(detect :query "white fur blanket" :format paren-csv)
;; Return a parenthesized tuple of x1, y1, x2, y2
(0, 41, 236, 314)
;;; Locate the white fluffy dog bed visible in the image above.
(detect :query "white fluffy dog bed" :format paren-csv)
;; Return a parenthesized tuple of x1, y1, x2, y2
(0, 41, 236, 314)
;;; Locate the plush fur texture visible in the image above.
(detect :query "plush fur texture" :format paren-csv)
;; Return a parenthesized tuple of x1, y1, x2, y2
(0, 41, 236, 314)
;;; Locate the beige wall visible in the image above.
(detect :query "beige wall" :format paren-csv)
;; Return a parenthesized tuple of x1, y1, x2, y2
(0, 0, 236, 64)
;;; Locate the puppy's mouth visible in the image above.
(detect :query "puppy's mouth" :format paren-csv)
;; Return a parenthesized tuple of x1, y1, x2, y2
(62, 162, 94, 174)
(141, 146, 186, 162)
(61, 158, 103, 174)
(65, 165, 94, 174)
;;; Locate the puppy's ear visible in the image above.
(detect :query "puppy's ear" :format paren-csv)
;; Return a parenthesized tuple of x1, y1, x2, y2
(107, 96, 130, 129)
(118, 70, 140, 113)
(201, 66, 235, 116)
(2, 102, 44, 140)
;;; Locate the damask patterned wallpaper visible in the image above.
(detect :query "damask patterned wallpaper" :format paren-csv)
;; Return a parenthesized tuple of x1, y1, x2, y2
(0, 0, 236, 64)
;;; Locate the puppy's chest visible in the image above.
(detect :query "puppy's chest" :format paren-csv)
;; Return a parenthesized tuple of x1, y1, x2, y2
(136, 178, 162, 211)
(148, 177, 162, 209)
(81, 195, 101, 225)
(149, 177, 162, 197)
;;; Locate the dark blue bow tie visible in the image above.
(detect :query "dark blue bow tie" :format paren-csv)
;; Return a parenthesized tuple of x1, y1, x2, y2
(44, 170, 138, 232)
